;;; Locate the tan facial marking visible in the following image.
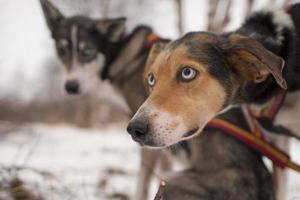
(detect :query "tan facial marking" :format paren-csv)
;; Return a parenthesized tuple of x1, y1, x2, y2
(147, 46, 225, 120)
(131, 44, 226, 147)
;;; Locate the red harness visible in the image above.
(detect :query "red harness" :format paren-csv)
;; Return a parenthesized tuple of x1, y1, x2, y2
(207, 92, 300, 172)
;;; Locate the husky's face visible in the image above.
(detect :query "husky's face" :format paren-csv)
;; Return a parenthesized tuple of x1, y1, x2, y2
(41, 0, 125, 95)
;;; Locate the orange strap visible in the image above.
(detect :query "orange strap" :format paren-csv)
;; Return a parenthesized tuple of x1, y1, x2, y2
(207, 118, 300, 172)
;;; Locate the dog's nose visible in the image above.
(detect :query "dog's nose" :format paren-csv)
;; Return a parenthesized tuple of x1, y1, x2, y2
(127, 121, 148, 144)
(65, 80, 79, 94)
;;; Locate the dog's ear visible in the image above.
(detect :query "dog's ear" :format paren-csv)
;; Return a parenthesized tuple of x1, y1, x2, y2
(95, 17, 126, 42)
(143, 42, 168, 88)
(40, 0, 64, 32)
(223, 34, 287, 89)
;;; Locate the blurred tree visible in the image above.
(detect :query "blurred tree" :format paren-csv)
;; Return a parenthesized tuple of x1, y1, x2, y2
(176, 0, 184, 35)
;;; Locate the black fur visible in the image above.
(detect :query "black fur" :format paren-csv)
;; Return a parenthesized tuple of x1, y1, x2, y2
(236, 10, 300, 104)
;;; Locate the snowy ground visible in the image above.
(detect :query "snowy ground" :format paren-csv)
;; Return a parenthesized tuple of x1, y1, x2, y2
(0, 123, 153, 200)
(0, 123, 299, 200)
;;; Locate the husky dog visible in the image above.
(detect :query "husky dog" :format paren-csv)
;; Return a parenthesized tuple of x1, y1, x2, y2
(40, 0, 127, 95)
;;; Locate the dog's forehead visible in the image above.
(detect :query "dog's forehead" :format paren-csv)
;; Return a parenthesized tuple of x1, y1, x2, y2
(148, 47, 184, 74)
(169, 31, 219, 48)
(53, 16, 95, 39)
(149, 32, 221, 73)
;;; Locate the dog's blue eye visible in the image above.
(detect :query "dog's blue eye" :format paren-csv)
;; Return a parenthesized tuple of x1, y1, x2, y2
(181, 67, 197, 81)
(148, 73, 156, 87)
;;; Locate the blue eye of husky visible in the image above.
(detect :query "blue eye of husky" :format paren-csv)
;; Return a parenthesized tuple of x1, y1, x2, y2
(180, 67, 197, 81)
(148, 73, 156, 87)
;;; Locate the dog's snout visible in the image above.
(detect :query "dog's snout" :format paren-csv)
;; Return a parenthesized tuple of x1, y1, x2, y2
(65, 80, 80, 94)
(127, 121, 148, 144)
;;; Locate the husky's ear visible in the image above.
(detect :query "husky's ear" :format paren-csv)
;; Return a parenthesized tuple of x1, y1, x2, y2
(95, 17, 126, 42)
(222, 34, 287, 89)
(40, 0, 64, 32)
(143, 42, 168, 88)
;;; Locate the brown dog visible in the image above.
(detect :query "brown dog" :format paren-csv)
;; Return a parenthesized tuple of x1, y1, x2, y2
(127, 8, 299, 147)
(127, 8, 300, 199)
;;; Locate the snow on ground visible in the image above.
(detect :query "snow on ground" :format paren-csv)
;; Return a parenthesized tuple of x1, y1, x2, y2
(0, 123, 299, 200)
(0, 123, 147, 200)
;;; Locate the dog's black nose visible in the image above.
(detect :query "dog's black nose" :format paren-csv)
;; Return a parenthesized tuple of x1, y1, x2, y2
(127, 121, 148, 144)
(65, 80, 79, 94)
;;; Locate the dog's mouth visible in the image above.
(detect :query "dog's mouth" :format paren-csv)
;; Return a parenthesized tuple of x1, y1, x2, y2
(183, 127, 199, 139)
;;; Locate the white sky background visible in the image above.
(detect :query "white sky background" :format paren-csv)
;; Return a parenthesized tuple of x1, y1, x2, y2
(0, 0, 56, 101)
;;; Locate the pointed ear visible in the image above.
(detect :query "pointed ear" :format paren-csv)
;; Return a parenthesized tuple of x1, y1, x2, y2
(143, 42, 168, 88)
(95, 17, 126, 42)
(40, 0, 64, 32)
(222, 34, 287, 89)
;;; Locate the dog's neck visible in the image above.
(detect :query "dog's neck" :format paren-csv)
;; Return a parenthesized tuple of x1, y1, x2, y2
(188, 108, 274, 199)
